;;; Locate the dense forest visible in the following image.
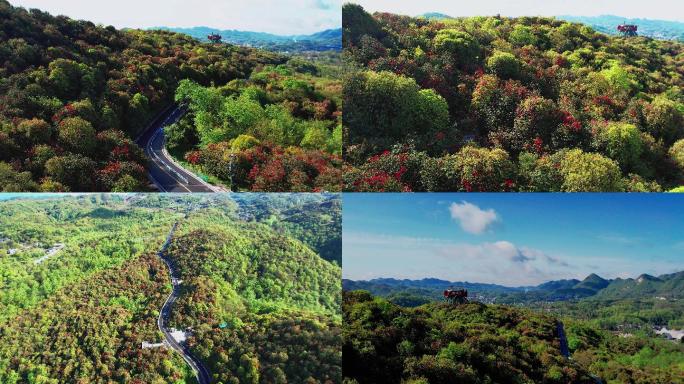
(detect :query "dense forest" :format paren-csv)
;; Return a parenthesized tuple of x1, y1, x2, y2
(343, 270, 684, 384)
(343, 290, 684, 384)
(0, 253, 195, 383)
(342, 4, 684, 192)
(343, 291, 598, 384)
(167, 57, 343, 191)
(0, 195, 179, 322)
(164, 223, 341, 383)
(0, 0, 290, 192)
(0, 194, 342, 383)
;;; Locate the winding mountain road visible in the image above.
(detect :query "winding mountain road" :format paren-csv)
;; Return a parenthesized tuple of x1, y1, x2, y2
(136, 105, 218, 193)
(157, 222, 212, 384)
(557, 320, 570, 358)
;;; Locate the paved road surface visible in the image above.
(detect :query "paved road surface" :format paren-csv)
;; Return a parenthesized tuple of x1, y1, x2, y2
(136, 105, 217, 192)
(557, 320, 570, 358)
(156, 222, 212, 384)
(557, 321, 603, 383)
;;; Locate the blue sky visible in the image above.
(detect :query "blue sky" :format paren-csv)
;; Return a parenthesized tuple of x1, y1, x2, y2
(9, 0, 341, 35)
(350, 0, 684, 22)
(343, 194, 684, 286)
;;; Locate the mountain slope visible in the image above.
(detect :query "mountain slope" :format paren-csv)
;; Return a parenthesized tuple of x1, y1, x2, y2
(165, 215, 342, 383)
(538, 278, 581, 291)
(596, 271, 684, 300)
(344, 290, 684, 384)
(343, 291, 597, 383)
(0, 194, 343, 383)
(573, 273, 610, 292)
(0, 0, 281, 192)
(342, 4, 684, 192)
(0, 252, 196, 383)
(420, 12, 454, 20)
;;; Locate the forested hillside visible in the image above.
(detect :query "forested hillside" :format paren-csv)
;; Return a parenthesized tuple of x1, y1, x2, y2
(0, 253, 196, 383)
(343, 290, 684, 384)
(168, 57, 343, 191)
(0, 0, 281, 192)
(342, 4, 684, 192)
(343, 291, 597, 383)
(0, 195, 179, 322)
(165, 222, 341, 383)
(0, 194, 342, 383)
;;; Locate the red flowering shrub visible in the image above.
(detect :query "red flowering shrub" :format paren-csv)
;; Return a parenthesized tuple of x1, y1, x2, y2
(185, 151, 202, 165)
(561, 111, 582, 132)
(97, 160, 146, 191)
(51, 103, 77, 124)
(511, 96, 564, 153)
(341, 6, 682, 191)
(95, 129, 146, 164)
(190, 142, 341, 191)
(344, 146, 427, 191)
(472, 75, 529, 134)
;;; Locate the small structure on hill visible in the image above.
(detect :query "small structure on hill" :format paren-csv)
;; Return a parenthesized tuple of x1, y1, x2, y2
(141, 341, 166, 349)
(655, 327, 684, 342)
(169, 328, 191, 343)
(207, 33, 222, 43)
(444, 287, 468, 304)
(617, 24, 638, 37)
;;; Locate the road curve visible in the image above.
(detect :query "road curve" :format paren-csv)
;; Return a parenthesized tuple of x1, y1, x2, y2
(156, 222, 212, 384)
(136, 105, 217, 193)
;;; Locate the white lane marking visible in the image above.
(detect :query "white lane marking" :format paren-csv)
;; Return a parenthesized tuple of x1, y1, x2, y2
(145, 106, 217, 192)
(146, 123, 191, 192)
(153, 107, 219, 192)
(145, 134, 168, 193)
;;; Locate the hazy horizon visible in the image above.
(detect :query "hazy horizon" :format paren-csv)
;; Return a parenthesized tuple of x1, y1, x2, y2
(348, 0, 684, 23)
(343, 194, 684, 286)
(8, 0, 341, 35)
(344, 270, 680, 288)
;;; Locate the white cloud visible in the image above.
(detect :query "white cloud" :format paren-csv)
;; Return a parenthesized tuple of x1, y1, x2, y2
(437, 241, 540, 264)
(343, 231, 679, 286)
(449, 201, 499, 234)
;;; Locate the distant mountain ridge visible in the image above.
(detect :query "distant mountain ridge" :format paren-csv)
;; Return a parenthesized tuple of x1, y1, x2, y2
(419, 12, 454, 20)
(151, 26, 342, 52)
(557, 15, 684, 41)
(343, 277, 529, 294)
(419, 12, 684, 41)
(344, 270, 684, 304)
